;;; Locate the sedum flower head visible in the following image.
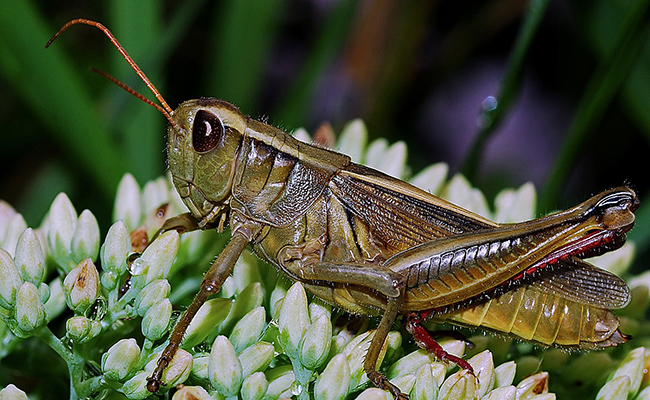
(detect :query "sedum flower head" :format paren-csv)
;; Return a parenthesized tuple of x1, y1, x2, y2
(0, 120, 646, 400)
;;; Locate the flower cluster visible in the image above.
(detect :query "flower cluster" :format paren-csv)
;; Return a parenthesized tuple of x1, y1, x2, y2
(0, 120, 646, 400)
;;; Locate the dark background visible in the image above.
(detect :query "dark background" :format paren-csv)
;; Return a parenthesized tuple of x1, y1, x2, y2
(1, 0, 650, 257)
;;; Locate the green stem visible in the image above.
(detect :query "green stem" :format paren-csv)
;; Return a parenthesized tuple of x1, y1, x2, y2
(292, 362, 314, 400)
(539, 0, 650, 211)
(82, 376, 106, 394)
(139, 338, 158, 367)
(33, 326, 87, 399)
(110, 285, 138, 315)
(460, 0, 550, 181)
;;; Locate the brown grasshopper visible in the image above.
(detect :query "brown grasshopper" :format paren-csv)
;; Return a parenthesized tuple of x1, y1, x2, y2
(47, 19, 638, 399)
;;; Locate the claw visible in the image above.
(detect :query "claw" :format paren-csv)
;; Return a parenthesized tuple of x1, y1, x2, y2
(406, 312, 475, 375)
(367, 370, 408, 399)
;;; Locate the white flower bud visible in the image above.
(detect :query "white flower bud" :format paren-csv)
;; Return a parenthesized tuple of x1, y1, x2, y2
(238, 342, 274, 377)
(337, 119, 367, 163)
(141, 299, 172, 341)
(441, 174, 490, 219)
(14, 228, 46, 285)
(131, 231, 179, 289)
(315, 353, 350, 400)
(162, 349, 193, 387)
(356, 388, 390, 400)
(37, 282, 50, 305)
(387, 349, 430, 380)
(44, 277, 66, 319)
(0, 249, 22, 309)
(229, 306, 266, 353)
(634, 386, 650, 400)
(278, 282, 309, 358)
(121, 371, 150, 400)
(438, 369, 476, 400)
(409, 163, 448, 196)
(469, 350, 494, 397)
(142, 177, 170, 217)
(47, 193, 77, 271)
(483, 386, 516, 400)
(182, 298, 231, 348)
(300, 314, 332, 369)
(191, 353, 209, 381)
(494, 361, 516, 388)
(596, 376, 630, 400)
(515, 372, 548, 398)
(610, 347, 644, 396)
(171, 385, 212, 400)
(308, 300, 331, 322)
(15, 282, 47, 333)
(100, 220, 131, 279)
(2, 214, 27, 258)
(63, 259, 101, 313)
(263, 365, 294, 400)
(240, 372, 268, 400)
(269, 284, 286, 318)
(412, 364, 439, 400)
(343, 331, 375, 390)
(494, 183, 536, 223)
(293, 127, 311, 143)
(102, 338, 141, 381)
(71, 210, 100, 263)
(208, 336, 242, 397)
(66, 316, 92, 342)
(134, 279, 171, 317)
(0, 384, 29, 400)
(142, 349, 192, 390)
(113, 174, 142, 231)
(384, 331, 403, 366)
(0, 201, 18, 245)
(392, 374, 416, 396)
(366, 139, 407, 179)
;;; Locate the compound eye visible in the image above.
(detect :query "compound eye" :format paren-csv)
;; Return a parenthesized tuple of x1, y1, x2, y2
(192, 110, 223, 153)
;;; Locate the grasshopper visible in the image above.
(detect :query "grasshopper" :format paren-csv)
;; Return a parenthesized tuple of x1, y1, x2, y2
(48, 19, 638, 399)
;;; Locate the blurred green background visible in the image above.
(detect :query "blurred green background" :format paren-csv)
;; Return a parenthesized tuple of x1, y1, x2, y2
(1, 0, 650, 258)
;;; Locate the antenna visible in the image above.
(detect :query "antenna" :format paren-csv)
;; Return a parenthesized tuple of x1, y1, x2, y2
(46, 19, 178, 129)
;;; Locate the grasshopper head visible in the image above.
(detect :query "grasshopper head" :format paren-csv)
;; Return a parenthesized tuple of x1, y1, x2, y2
(167, 98, 246, 225)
